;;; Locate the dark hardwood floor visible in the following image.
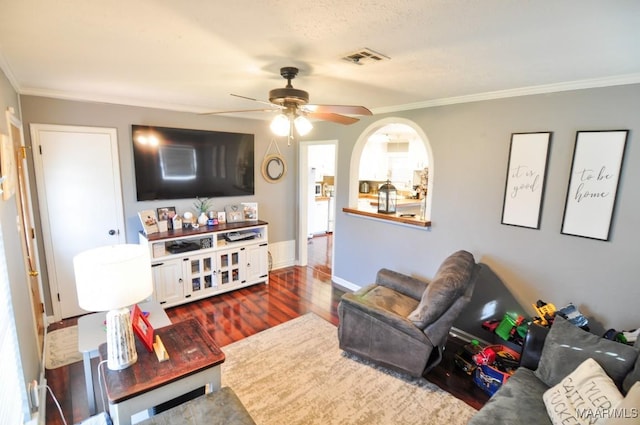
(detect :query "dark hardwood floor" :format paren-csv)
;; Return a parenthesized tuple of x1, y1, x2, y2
(45, 234, 487, 424)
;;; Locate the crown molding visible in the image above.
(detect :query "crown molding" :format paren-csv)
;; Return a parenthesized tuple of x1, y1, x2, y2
(18, 86, 212, 114)
(370, 73, 640, 115)
(13, 73, 640, 117)
(0, 50, 21, 92)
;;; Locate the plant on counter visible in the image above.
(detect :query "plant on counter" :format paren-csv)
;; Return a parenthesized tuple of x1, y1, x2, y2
(194, 197, 212, 214)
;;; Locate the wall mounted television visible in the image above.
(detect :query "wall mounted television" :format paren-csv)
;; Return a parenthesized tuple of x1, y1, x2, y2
(132, 125, 255, 201)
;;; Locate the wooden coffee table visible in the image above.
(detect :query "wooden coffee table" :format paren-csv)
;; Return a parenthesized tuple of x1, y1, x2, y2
(98, 318, 225, 425)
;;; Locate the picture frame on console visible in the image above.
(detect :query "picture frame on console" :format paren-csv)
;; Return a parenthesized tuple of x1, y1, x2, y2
(131, 304, 154, 352)
(225, 204, 244, 223)
(157, 206, 176, 230)
(501, 132, 551, 229)
(138, 210, 159, 235)
(242, 202, 258, 221)
(561, 130, 628, 241)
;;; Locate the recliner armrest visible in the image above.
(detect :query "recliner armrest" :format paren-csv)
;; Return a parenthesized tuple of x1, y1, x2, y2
(519, 324, 549, 370)
(375, 268, 429, 301)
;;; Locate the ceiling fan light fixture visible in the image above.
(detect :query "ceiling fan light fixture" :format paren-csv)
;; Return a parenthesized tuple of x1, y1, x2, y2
(210, 66, 370, 131)
(294, 115, 313, 136)
(270, 113, 290, 136)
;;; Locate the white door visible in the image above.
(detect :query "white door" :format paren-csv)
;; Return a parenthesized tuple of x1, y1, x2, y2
(7, 111, 45, 353)
(31, 124, 125, 319)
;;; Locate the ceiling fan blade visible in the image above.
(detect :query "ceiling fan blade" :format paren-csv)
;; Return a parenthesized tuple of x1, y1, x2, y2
(231, 93, 278, 107)
(304, 104, 372, 116)
(199, 108, 277, 116)
(306, 112, 360, 125)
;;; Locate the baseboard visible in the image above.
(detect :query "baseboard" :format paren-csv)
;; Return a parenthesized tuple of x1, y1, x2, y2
(269, 240, 296, 270)
(331, 275, 361, 292)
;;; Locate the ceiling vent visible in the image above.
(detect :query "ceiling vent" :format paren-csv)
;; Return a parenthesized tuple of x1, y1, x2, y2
(341, 48, 389, 65)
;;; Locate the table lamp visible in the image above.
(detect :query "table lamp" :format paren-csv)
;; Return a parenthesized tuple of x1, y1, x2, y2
(74, 244, 153, 370)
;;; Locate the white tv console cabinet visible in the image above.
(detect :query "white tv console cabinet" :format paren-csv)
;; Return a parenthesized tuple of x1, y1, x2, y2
(139, 220, 269, 308)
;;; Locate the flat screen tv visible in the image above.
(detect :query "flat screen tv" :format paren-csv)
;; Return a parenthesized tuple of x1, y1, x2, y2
(132, 125, 255, 201)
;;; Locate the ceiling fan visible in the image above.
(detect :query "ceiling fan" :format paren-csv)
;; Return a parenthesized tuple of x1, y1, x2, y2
(203, 66, 372, 137)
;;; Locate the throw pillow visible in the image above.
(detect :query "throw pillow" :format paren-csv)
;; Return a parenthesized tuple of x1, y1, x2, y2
(407, 250, 475, 328)
(535, 316, 638, 388)
(605, 381, 640, 425)
(543, 358, 623, 425)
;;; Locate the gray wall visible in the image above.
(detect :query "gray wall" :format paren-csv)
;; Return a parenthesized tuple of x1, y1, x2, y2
(19, 84, 640, 335)
(0, 69, 39, 420)
(20, 96, 298, 313)
(318, 84, 639, 335)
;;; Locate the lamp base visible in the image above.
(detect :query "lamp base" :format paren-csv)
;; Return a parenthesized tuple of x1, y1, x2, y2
(106, 307, 138, 370)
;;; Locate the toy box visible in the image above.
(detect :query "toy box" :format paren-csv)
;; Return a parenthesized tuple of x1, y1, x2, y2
(472, 345, 520, 396)
(454, 340, 483, 375)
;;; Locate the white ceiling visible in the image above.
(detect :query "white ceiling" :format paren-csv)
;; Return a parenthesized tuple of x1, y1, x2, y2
(1, 1, 639, 120)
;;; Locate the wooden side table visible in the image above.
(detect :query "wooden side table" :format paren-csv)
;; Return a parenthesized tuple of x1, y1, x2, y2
(79, 300, 172, 415)
(99, 318, 225, 425)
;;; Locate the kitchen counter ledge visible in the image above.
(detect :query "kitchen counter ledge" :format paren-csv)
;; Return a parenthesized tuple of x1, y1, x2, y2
(342, 207, 431, 228)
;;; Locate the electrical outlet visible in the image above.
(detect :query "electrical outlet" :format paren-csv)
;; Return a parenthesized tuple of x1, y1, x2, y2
(28, 380, 39, 409)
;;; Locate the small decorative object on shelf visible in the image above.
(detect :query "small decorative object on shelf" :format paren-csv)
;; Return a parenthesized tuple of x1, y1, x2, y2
(194, 197, 212, 226)
(183, 211, 193, 228)
(156, 207, 176, 221)
(131, 304, 154, 352)
(242, 202, 258, 220)
(157, 206, 176, 230)
(207, 211, 217, 226)
(197, 212, 208, 226)
(225, 204, 244, 223)
(153, 335, 169, 362)
(157, 220, 168, 232)
(138, 210, 159, 235)
(172, 214, 183, 230)
(377, 180, 397, 214)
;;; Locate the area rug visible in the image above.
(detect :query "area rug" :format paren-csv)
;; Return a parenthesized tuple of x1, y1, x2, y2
(221, 313, 477, 425)
(45, 325, 83, 369)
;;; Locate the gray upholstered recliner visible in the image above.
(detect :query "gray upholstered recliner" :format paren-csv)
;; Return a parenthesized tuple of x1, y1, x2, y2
(337, 250, 479, 377)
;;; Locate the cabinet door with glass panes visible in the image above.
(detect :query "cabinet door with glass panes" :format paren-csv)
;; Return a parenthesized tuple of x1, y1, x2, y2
(185, 253, 218, 299)
(216, 247, 246, 288)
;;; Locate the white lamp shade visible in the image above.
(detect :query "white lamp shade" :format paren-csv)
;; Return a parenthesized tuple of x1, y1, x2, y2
(270, 114, 290, 136)
(74, 244, 153, 312)
(294, 115, 313, 136)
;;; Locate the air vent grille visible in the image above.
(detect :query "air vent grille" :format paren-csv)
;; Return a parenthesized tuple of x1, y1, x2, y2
(342, 48, 389, 65)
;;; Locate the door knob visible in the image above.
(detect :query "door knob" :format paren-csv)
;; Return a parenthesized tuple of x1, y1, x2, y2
(108, 229, 116, 235)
